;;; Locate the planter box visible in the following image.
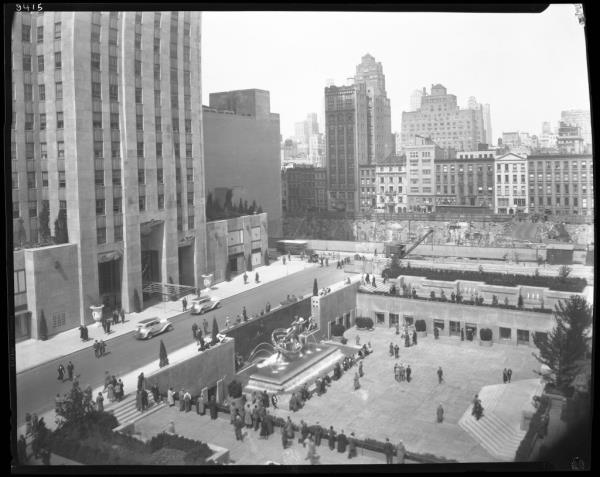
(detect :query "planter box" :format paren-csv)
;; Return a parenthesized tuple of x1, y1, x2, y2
(479, 340, 493, 347)
(417, 331, 427, 338)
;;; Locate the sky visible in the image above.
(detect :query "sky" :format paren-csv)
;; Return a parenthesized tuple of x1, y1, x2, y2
(201, 5, 590, 142)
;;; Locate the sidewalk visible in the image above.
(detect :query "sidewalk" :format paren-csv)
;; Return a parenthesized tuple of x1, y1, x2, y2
(16, 257, 317, 374)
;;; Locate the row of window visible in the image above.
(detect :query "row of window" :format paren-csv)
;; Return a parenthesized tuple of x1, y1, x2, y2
(23, 51, 61, 72)
(21, 22, 61, 43)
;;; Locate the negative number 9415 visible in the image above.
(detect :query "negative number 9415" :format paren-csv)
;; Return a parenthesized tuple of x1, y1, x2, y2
(16, 4, 43, 12)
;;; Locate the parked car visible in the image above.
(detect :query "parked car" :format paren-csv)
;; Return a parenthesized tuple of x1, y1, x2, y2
(134, 317, 173, 340)
(190, 296, 220, 315)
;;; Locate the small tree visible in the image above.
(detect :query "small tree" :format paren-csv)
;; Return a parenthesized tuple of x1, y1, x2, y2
(533, 296, 592, 393)
(228, 380, 243, 399)
(237, 198, 244, 214)
(39, 201, 51, 241)
(211, 317, 219, 345)
(244, 200, 249, 214)
(39, 310, 48, 340)
(558, 265, 572, 281)
(492, 295, 499, 306)
(313, 278, 318, 296)
(159, 340, 169, 368)
(55, 382, 95, 427)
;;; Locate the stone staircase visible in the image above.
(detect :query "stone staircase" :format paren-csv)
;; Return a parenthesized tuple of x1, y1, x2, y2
(458, 381, 542, 462)
(104, 390, 166, 429)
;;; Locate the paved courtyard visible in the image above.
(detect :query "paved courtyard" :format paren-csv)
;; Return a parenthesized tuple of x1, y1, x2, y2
(267, 326, 541, 463)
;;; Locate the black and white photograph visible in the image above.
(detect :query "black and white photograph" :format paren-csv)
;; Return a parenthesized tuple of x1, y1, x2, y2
(7, 2, 594, 471)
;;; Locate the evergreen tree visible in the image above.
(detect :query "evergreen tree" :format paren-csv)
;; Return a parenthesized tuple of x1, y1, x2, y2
(257, 206, 263, 214)
(39, 201, 51, 241)
(238, 198, 244, 214)
(159, 340, 169, 368)
(533, 296, 592, 393)
(225, 260, 232, 282)
(54, 209, 69, 244)
(224, 189, 233, 210)
(211, 317, 219, 345)
(250, 200, 257, 214)
(313, 278, 318, 296)
(55, 382, 95, 426)
(247, 254, 253, 272)
(244, 200, 249, 214)
(17, 219, 27, 247)
(264, 250, 270, 266)
(39, 310, 48, 340)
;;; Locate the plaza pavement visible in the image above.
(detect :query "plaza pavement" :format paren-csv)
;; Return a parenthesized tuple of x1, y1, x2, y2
(15, 256, 317, 374)
(264, 326, 542, 463)
(133, 405, 384, 465)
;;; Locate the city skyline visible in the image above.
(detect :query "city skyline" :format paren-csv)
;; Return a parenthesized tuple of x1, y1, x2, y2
(201, 5, 590, 142)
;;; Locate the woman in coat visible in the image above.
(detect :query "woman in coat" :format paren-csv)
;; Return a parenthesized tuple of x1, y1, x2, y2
(337, 430, 348, 453)
(179, 388, 186, 412)
(96, 392, 104, 412)
(244, 403, 253, 428)
(167, 387, 175, 407)
(107, 382, 115, 403)
(253, 404, 260, 431)
(184, 390, 192, 412)
(285, 416, 295, 440)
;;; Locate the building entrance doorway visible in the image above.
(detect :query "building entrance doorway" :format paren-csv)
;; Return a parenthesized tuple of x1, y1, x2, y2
(141, 250, 160, 285)
(178, 244, 195, 286)
(98, 257, 122, 310)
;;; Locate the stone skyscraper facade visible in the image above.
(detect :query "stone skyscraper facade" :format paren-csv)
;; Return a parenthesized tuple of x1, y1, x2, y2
(11, 11, 207, 319)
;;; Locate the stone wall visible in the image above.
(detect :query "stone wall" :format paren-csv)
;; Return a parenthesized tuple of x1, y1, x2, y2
(312, 282, 361, 338)
(24, 243, 82, 338)
(356, 294, 555, 345)
(147, 338, 235, 398)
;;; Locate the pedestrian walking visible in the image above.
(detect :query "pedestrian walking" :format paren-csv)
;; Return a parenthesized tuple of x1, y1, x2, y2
(328, 426, 336, 450)
(389, 342, 394, 357)
(100, 339, 106, 356)
(242, 307, 247, 322)
(503, 368, 508, 384)
(358, 361, 364, 378)
(313, 421, 323, 446)
(383, 438, 394, 464)
(209, 395, 218, 420)
(179, 388, 186, 412)
(138, 372, 146, 391)
(353, 372, 360, 390)
(406, 365, 412, 382)
(255, 272, 259, 283)
(107, 382, 115, 403)
(183, 390, 192, 412)
(167, 387, 175, 406)
(66, 361, 74, 381)
(112, 309, 119, 326)
(203, 318, 209, 335)
(79, 325, 85, 341)
(141, 389, 149, 411)
(234, 412, 244, 441)
(399, 363, 405, 382)
(348, 432, 357, 459)
(119, 307, 125, 324)
(243, 272, 248, 284)
(96, 392, 104, 412)
(437, 366, 444, 384)
(413, 330, 417, 346)
(394, 344, 399, 358)
(83, 324, 89, 340)
(507, 368, 513, 383)
(57, 364, 65, 382)
(437, 403, 444, 423)
(225, 317, 230, 329)
(115, 379, 123, 401)
(192, 322, 198, 340)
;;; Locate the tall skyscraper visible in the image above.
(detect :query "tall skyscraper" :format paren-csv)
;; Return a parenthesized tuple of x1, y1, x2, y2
(11, 11, 207, 318)
(410, 88, 425, 111)
(353, 53, 393, 164)
(324, 83, 368, 213)
(401, 84, 486, 152)
(560, 110, 592, 146)
(482, 104, 492, 146)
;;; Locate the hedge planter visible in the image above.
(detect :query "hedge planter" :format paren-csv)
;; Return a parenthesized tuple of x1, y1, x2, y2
(479, 340, 493, 347)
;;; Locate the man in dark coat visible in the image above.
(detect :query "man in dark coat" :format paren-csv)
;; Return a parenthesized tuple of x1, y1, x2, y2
(138, 372, 145, 391)
(112, 309, 119, 326)
(141, 389, 149, 411)
(507, 368, 512, 383)
(434, 326, 439, 339)
(437, 366, 444, 384)
(389, 342, 394, 356)
(119, 307, 125, 323)
(182, 297, 188, 311)
(383, 438, 394, 464)
(209, 395, 218, 420)
(106, 318, 111, 333)
(313, 422, 323, 446)
(406, 365, 412, 383)
(348, 432, 357, 459)
(413, 330, 417, 345)
(437, 403, 444, 423)
(503, 368, 508, 384)
(394, 344, 399, 358)
(57, 364, 65, 382)
(66, 361, 74, 381)
(336, 430, 348, 453)
(192, 323, 198, 341)
(328, 427, 336, 450)
(405, 333, 410, 348)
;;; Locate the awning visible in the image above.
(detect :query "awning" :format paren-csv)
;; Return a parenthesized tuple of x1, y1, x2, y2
(98, 250, 123, 263)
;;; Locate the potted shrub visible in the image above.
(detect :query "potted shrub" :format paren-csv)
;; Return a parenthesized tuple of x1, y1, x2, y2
(330, 323, 345, 339)
(479, 328, 493, 347)
(355, 317, 374, 330)
(227, 379, 244, 414)
(415, 319, 427, 337)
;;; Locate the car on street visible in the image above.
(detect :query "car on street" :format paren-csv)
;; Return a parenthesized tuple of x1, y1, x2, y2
(134, 317, 173, 340)
(190, 295, 221, 315)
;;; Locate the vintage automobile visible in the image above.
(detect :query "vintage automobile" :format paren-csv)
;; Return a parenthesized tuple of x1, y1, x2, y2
(190, 295, 221, 315)
(134, 317, 173, 340)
